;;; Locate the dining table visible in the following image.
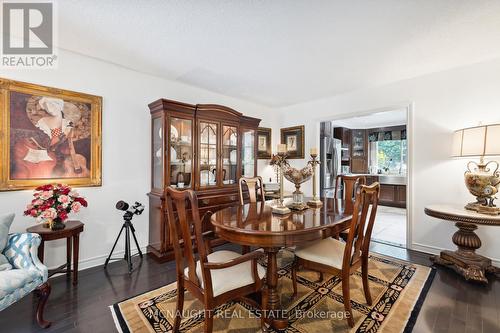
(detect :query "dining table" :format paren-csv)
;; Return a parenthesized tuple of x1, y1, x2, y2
(210, 197, 353, 330)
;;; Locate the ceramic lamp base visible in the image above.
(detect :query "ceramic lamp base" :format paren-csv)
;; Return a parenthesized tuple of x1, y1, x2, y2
(272, 205, 291, 215)
(307, 200, 323, 208)
(465, 202, 500, 215)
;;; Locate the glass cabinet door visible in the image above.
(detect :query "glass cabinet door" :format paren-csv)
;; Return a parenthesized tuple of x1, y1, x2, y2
(352, 129, 365, 157)
(222, 125, 238, 185)
(199, 121, 218, 187)
(241, 128, 256, 177)
(169, 117, 193, 189)
(152, 116, 163, 189)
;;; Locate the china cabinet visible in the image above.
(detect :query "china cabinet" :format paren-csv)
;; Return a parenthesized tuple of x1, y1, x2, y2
(351, 129, 368, 173)
(148, 99, 260, 262)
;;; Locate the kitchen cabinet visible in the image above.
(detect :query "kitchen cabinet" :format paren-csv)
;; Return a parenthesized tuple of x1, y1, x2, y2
(334, 127, 352, 167)
(379, 184, 406, 208)
(350, 129, 368, 173)
(365, 175, 379, 186)
(379, 184, 395, 203)
(351, 159, 367, 173)
(396, 185, 406, 206)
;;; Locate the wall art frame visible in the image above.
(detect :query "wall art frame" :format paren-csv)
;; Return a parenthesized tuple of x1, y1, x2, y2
(280, 125, 304, 159)
(0, 78, 102, 191)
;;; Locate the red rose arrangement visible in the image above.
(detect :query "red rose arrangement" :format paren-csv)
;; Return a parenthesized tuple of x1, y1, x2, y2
(24, 184, 88, 227)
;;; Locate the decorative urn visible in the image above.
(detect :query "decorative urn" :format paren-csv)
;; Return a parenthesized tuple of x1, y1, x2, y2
(283, 164, 313, 210)
(464, 160, 500, 214)
(452, 124, 500, 215)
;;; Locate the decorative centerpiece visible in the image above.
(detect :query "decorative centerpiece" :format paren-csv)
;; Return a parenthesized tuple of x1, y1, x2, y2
(272, 144, 291, 215)
(307, 148, 323, 207)
(452, 124, 500, 215)
(24, 184, 88, 230)
(283, 162, 313, 211)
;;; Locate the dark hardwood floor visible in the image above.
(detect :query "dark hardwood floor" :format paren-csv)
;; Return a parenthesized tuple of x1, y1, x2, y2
(1, 242, 498, 333)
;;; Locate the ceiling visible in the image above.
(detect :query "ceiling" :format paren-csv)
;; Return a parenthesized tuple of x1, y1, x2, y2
(331, 109, 407, 129)
(54, 1, 500, 107)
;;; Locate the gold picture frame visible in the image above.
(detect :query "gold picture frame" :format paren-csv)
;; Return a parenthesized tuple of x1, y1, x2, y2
(280, 125, 305, 159)
(0, 78, 102, 191)
(257, 127, 272, 159)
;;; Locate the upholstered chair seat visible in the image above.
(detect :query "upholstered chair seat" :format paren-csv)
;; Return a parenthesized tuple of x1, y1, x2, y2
(184, 250, 266, 297)
(291, 183, 380, 328)
(0, 269, 42, 303)
(294, 237, 347, 270)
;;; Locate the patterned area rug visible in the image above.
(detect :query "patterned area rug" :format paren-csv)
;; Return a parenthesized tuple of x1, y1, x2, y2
(110, 252, 434, 333)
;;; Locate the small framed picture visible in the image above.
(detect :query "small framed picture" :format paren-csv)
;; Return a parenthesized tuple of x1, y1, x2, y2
(257, 127, 272, 159)
(280, 125, 304, 159)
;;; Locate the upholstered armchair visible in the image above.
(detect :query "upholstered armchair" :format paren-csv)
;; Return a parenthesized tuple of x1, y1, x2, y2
(0, 232, 51, 328)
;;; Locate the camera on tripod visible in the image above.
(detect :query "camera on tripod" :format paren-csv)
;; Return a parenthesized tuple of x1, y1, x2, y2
(116, 200, 145, 218)
(105, 200, 145, 273)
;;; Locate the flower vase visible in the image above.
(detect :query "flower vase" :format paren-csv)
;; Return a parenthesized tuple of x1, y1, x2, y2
(50, 218, 66, 231)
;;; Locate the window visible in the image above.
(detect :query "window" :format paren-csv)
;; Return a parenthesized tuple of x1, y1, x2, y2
(369, 140, 407, 175)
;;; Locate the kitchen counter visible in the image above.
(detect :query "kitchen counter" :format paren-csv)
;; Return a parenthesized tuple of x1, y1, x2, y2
(344, 173, 407, 185)
(342, 173, 407, 208)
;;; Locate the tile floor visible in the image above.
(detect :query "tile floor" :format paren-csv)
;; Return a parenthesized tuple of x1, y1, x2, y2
(372, 205, 407, 247)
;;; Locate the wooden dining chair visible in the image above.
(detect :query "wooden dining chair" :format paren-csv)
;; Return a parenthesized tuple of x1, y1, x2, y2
(238, 176, 265, 205)
(238, 176, 265, 254)
(334, 175, 366, 241)
(334, 174, 366, 212)
(291, 182, 380, 327)
(165, 187, 266, 333)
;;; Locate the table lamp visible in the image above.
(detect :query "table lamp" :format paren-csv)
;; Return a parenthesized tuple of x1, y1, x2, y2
(452, 123, 500, 215)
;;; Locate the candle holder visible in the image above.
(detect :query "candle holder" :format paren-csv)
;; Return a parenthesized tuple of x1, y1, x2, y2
(307, 153, 323, 208)
(272, 152, 291, 215)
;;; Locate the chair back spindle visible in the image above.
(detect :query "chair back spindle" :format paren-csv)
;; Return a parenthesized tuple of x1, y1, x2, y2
(165, 187, 208, 288)
(334, 175, 366, 214)
(342, 183, 380, 269)
(238, 176, 265, 205)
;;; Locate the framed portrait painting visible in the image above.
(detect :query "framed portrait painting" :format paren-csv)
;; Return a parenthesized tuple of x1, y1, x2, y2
(257, 127, 272, 159)
(0, 78, 102, 191)
(280, 125, 304, 159)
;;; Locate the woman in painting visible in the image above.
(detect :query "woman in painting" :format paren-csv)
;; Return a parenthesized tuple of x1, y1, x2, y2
(11, 97, 89, 179)
(35, 97, 72, 147)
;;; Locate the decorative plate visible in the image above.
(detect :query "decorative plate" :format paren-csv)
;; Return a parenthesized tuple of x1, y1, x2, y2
(170, 125, 178, 141)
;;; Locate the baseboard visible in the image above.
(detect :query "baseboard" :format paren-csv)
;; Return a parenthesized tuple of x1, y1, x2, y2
(47, 246, 148, 271)
(412, 242, 500, 267)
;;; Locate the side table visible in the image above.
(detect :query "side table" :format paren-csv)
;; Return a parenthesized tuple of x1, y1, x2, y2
(424, 205, 500, 283)
(26, 220, 84, 285)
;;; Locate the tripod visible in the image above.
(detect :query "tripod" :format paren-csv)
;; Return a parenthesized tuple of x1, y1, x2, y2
(104, 212, 143, 273)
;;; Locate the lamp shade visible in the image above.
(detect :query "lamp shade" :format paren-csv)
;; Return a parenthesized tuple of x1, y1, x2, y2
(452, 124, 500, 157)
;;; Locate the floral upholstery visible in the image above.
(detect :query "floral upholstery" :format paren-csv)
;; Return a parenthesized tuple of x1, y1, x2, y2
(0, 233, 48, 312)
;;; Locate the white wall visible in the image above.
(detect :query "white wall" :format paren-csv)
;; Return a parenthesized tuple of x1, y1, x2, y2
(0, 49, 278, 270)
(276, 58, 500, 263)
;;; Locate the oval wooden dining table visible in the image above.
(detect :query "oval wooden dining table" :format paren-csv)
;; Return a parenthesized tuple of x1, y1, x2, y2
(210, 198, 353, 330)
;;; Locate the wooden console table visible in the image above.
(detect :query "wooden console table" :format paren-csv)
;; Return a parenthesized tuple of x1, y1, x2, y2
(26, 220, 84, 285)
(424, 205, 500, 283)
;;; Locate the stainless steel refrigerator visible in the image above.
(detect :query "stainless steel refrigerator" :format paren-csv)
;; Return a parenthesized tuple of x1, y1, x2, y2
(320, 137, 342, 198)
